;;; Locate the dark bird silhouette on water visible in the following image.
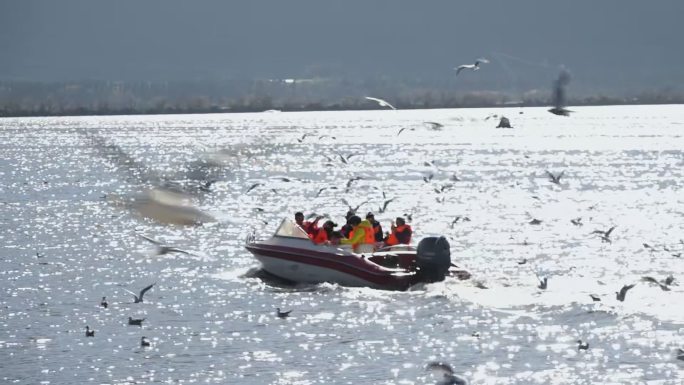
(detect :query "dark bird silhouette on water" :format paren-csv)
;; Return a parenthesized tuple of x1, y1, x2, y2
(100, 297, 108, 309)
(296, 133, 313, 143)
(517, 259, 528, 265)
(571, 217, 583, 226)
(425, 361, 468, 385)
(548, 69, 572, 116)
(546, 170, 565, 185)
(140, 336, 151, 347)
(537, 276, 548, 290)
(423, 173, 434, 183)
(592, 226, 616, 243)
(616, 284, 635, 302)
(664, 275, 675, 286)
(577, 340, 590, 351)
(276, 308, 292, 318)
(496, 116, 512, 128)
(85, 326, 95, 337)
(529, 218, 542, 225)
(199, 180, 217, 192)
(125, 283, 156, 303)
(589, 294, 601, 302)
(128, 317, 145, 326)
(139, 234, 191, 256)
(676, 348, 684, 361)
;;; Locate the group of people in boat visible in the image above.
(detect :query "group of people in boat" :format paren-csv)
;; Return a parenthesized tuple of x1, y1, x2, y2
(294, 210, 412, 253)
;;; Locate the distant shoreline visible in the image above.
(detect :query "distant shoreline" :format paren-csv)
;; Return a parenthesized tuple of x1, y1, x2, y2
(2, 99, 683, 119)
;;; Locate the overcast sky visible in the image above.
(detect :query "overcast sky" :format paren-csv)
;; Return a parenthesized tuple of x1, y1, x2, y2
(1, 0, 683, 93)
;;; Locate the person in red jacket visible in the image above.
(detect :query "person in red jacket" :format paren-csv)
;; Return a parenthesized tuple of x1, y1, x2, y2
(312, 220, 337, 245)
(365, 212, 384, 242)
(295, 211, 323, 236)
(384, 217, 412, 246)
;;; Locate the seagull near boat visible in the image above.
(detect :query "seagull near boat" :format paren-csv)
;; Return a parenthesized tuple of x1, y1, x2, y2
(364, 96, 396, 110)
(454, 58, 489, 76)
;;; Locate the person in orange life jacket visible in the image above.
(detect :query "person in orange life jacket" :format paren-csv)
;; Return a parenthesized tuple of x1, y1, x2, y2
(312, 220, 337, 245)
(340, 215, 376, 252)
(295, 211, 322, 236)
(339, 210, 355, 238)
(365, 212, 384, 242)
(384, 217, 412, 246)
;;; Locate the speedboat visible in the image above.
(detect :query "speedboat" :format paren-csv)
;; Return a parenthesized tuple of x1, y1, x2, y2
(245, 219, 470, 291)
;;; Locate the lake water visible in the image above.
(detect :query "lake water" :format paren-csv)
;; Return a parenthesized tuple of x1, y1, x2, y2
(1, 105, 683, 384)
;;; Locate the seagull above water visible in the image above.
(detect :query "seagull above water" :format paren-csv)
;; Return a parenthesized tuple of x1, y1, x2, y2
(592, 226, 616, 243)
(423, 121, 444, 130)
(616, 283, 635, 302)
(364, 96, 396, 110)
(545, 170, 565, 185)
(124, 283, 156, 303)
(425, 362, 469, 385)
(139, 234, 192, 256)
(454, 58, 489, 76)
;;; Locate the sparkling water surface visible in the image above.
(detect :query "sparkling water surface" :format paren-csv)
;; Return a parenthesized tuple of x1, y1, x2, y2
(1, 105, 683, 384)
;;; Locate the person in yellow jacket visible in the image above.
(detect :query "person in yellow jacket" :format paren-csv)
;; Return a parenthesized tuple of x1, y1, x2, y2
(339, 215, 376, 253)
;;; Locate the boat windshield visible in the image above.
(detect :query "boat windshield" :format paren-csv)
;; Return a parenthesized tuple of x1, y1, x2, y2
(274, 218, 311, 240)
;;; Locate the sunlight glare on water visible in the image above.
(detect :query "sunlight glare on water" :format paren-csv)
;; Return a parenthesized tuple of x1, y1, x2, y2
(0, 105, 683, 384)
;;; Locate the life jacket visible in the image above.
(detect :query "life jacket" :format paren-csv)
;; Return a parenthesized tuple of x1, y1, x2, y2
(386, 224, 412, 246)
(353, 220, 375, 246)
(302, 221, 318, 236)
(312, 227, 328, 244)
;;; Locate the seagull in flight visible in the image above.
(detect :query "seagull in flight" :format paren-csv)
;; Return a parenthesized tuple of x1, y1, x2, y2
(341, 198, 368, 214)
(545, 170, 565, 185)
(641, 276, 671, 291)
(124, 283, 156, 303)
(616, 283, 635, 302)
(592, 226, 616, 243)
(139, 234, 192, 256)
(423, 121, 444, 130)
(425, 362, 468, 385)
(378, 198, 395, 213)
(454, 58, 489, 76)
(364, 96, 396, 110)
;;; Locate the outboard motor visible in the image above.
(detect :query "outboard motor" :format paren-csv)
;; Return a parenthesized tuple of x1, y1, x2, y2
(415, 236, 451, 282)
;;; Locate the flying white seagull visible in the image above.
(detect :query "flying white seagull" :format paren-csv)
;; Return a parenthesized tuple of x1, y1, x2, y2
(364, 96, 396, 110)
(454, 58, 489, 76)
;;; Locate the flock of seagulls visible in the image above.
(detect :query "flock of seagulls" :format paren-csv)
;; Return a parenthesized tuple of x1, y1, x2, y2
(86, 281, 293, 349)
(85, 283, 155, 346)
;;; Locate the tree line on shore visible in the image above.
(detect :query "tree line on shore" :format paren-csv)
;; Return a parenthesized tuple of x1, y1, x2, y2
(1, 79, 682, 117)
